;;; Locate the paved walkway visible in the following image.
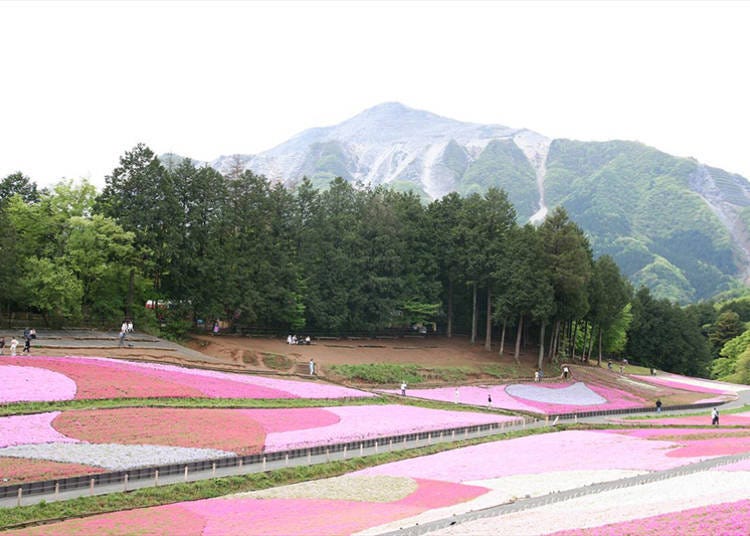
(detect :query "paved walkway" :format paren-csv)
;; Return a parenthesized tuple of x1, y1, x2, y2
(0, 328, 224, 365)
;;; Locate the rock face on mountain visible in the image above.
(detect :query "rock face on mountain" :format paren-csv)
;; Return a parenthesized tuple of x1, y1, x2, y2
(206, 102, 750, 303)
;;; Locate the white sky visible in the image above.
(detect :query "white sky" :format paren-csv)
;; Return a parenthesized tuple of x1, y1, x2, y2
(2, 0, 749, 190)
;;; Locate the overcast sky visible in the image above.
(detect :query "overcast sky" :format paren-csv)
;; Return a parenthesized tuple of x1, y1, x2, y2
(2, 0, 749, 190)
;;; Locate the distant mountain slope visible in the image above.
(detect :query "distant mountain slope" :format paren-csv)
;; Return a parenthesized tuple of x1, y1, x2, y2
(202, 102, 750, 303)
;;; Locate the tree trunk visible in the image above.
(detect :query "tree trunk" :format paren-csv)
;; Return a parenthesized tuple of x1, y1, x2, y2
(446, 280, 453, 338)
(127, 268, 135, 319)
(470, 282, 478, 344)
(570, 320, 579, 361)
(597, 327, 603, 365)
(514, 313, 524, 363)
(587, 324, 597, 363)
(580, 322, 590, 362)
(484, 287, 492, 351)
(537, 321, 546, 370)
(499, 319, 506, 356)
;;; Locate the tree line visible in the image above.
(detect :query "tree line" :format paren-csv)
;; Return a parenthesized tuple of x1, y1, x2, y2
(2, 143, 740, 379)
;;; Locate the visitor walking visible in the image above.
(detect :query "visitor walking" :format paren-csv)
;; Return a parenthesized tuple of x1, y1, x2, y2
(10, 337, 18, 356)
(656, 399, 662, 413)
(400, 382, 407, 396)
(711, 407, 720, 426)
(487, 392, 492, 408)
(22, 328, 32, 354)
(309, 358, 315, 375)
(0, 336, 4, 355)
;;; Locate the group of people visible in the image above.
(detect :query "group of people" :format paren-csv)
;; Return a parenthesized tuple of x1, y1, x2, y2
(0, 328, 36, 356)
(287, 334, 311, 345)
(118, 319, 134, 347)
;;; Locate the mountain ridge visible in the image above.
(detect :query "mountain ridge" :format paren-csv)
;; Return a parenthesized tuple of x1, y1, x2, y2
(174, 102, 750, 303)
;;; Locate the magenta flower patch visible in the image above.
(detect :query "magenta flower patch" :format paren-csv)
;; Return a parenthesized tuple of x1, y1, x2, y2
(631, 374, 739, 395)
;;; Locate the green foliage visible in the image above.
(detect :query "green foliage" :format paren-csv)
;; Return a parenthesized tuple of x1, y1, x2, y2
(459, 140, 538, 221)
(260, 352, 295, 371)
(544, 139, 741, 302)
(330, 363, 423, 384)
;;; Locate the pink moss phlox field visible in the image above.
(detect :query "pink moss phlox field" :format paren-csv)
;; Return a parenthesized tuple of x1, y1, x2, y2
(606, 427, 750, 457)
(0, 356, 203, 399)
(179, 478, 487, 536)
(720, 459, 750, 472)
(263, 405, 519, 451)
(625, 412, 750, 427)
(0, 356, 372, 400)
(52, 407, 267, 454)
(506, 382, 646, 415)
(0, 457, 105, 485)
(0, 365, 77, 403)
(631, 374, 736, 395)
(2, 503, 207, 536)
(354, 430, 700, 482)
(238, 408, 340, 434)
(550, 497, 750, 536)
(382, 382, 646, 415)
(0, 412, 78, 447)
(380, 385, 540, 412)
(10, 478, 487, 536)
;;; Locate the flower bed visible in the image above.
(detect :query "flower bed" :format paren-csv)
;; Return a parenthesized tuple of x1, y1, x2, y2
(423, 471, 750, 536)
(380, 382, 646, 415)
(0, 412, 76, 448)
(0, 443, 235, 471)
(0, 356, 373, 401)
(262, 405, 521, 452)
(607, 427, 750, 458)
(2, 478, 487, 536)
(0, 457, 105, 485)
(631, 373, 742, 395)
(0, 365, 77, 403)
(550, 497, 750, 536)
(52, 408, 268, 455)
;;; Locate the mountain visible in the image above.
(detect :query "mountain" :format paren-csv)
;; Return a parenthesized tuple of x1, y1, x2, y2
(203, 102, 750, 303)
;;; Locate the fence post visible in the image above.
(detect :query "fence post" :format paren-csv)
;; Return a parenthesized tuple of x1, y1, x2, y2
(326, 448, 330, 462)
(154, 470, 159, 487)
(375, 440, 378, 453)
(263, 456, 266, 471)
(90, 478, 95, 495)
(184, 466, 189, 482)
(308, 450, 312, 464)
(212, 462, 216, 477)
(360, 443, 363, 456)
(124, 473, 129, 492)
(16, 487, 21, 507)
(55, 482, 59, 500)
(285, 454, 289, 467)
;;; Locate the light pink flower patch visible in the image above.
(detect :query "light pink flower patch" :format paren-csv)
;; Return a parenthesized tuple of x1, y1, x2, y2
(381, 385, 540, 412)
(720, 459, 750, 472)
(506, 382, 646, 415)
(1, 502, 206, 535)
(263, 405, 519, 452)
(605, 427, 750, 458)
(0, 365, 77, 403)
(178, 478, 487, 536)
(238, 408, 340, 434)
(0, 412, 77, 447)
(549, 498, 750, 536)
(624, 413, 750, 427)
(382, 382, 646, 415)
(631, 374, 736, 395)
(355, 430, 698, 482)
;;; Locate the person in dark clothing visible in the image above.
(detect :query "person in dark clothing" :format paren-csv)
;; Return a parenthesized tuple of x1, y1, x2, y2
(656, 399, 662, 413)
